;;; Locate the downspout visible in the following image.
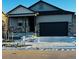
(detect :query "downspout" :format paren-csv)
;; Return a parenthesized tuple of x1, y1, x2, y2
(72, 13, 76, 37)
(7, 15, 9, 40)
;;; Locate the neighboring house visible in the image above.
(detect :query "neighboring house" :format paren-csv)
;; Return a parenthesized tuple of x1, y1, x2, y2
(2, 12, 8, 39)
(7, 0, 75, 39)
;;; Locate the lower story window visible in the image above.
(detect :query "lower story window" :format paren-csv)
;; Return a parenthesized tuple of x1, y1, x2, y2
(18, 23, 23, 26)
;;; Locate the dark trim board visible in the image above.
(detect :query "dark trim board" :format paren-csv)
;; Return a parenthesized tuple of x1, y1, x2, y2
(39, 22, 68, 36)
(37, 10, 74, 15)
(8, 13, 35, 15)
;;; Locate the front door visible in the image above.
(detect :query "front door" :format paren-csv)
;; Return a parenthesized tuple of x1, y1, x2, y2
(28, 16, 35, 32)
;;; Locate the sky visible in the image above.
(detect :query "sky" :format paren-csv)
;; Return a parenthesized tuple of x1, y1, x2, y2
(2, 0, 76, 13)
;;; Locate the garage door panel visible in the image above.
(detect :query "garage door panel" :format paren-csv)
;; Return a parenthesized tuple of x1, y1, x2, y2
(39, 22, 68, 36)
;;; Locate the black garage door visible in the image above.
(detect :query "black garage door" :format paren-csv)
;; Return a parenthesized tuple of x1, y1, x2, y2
(39, 22, 68, 36)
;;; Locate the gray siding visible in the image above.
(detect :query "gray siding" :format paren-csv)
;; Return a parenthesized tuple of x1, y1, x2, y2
(36, 14, 72, 23)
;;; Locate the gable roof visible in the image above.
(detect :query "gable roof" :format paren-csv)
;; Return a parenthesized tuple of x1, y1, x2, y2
(29, 0, 63, 10)
(7, 1, 75, 16)
(7, 5, 35, 15)
(29, 0, 74, 15)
